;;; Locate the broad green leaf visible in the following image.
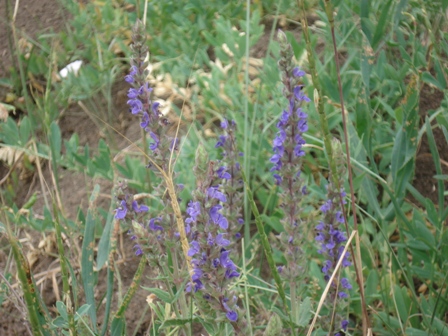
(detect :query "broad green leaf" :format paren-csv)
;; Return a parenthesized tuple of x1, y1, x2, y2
(263, 313, 283, 336)
(75, 304, 91, 321)
(296, 297, 312, 327)
(56, 301, 68, 321)
(422, 72, 443, 90)
(0, 117, 19, 145)
(405, 328, 430, 336)
(19, 116, 31, 145)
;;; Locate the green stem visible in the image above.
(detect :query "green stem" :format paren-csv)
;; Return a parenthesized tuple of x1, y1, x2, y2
(171, 248, 191, 336)
(290, 281, 297, 323)
(241, 171, 296, 336)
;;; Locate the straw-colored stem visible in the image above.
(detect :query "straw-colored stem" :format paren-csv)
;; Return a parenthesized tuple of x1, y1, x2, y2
(163, 174, 192, 274)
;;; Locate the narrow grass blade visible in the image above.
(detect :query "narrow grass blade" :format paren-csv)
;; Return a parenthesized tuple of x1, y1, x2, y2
(240, 171, 295, 335)
(81, 184, 100, 332)
(111, 254, 147, 336)
(6, 228, 51, 335)
(425, 118, 445, 223)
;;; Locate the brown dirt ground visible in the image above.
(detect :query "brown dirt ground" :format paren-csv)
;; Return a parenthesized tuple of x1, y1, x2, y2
(0, 4, 447, 336)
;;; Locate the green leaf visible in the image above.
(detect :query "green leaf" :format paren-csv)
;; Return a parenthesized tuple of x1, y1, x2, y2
(97, 211, 113, 269)
(0, 117, 19, 145)
(296, 297, 312, 327)
(360, 0, 372, 43)
(160, 318, 195, 329)
(365, 271, 380, 305)
(56, 301, 68, 321)
(405, 328, 430, 336)
(198, 319, 215, 334)
(260, 214, 283, 232)
(422, 72, 443, 90)
(19, 117, 31, 145)
(75, 304, 91, 321)
(141, 287, 172, 304)
(110, 317, 125, 336)
(372, 0, 393, 49)
(263, 313, 283, 336)
(81, 185, 100, 333)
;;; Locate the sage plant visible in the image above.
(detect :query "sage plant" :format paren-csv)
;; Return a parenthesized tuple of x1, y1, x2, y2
(185, 144, 246, 333)
(113, 20, 192, 330)
(315, 140, 352, 335)
(214, 119, 244, 245)
(271, 30, 310, 320)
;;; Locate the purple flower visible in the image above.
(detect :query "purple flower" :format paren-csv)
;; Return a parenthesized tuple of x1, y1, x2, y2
(216, 233, 230, 247)
(148, 217, 164, 231)
(140, 112, 150, 129)
(125, 65, 138, 83)
(115, 200, 128, 219)
(293, 67, 305, 77)
(215, 135, 227, 148)
(127, 98, 143, 115)
(186, 201, 201, 223)
(338, 292, 348, 299)
(226, 310, 238, 322)
(207, 186, 227, 202)
(217, 166, 231, 179)
(151, 101, 160, 115)
(149, 131, 159, 151)
(294, 86, 311, 102)
(134, 244, 143, 256)
(341, 278, 352, 289)
(132, 200, 149, 213)
(223, 299, 239, 322)
(127, 87, 142, 99)
(188, 241, 200, 256)
(210, 205, 229, 229)
(320, 200, 332, 213)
